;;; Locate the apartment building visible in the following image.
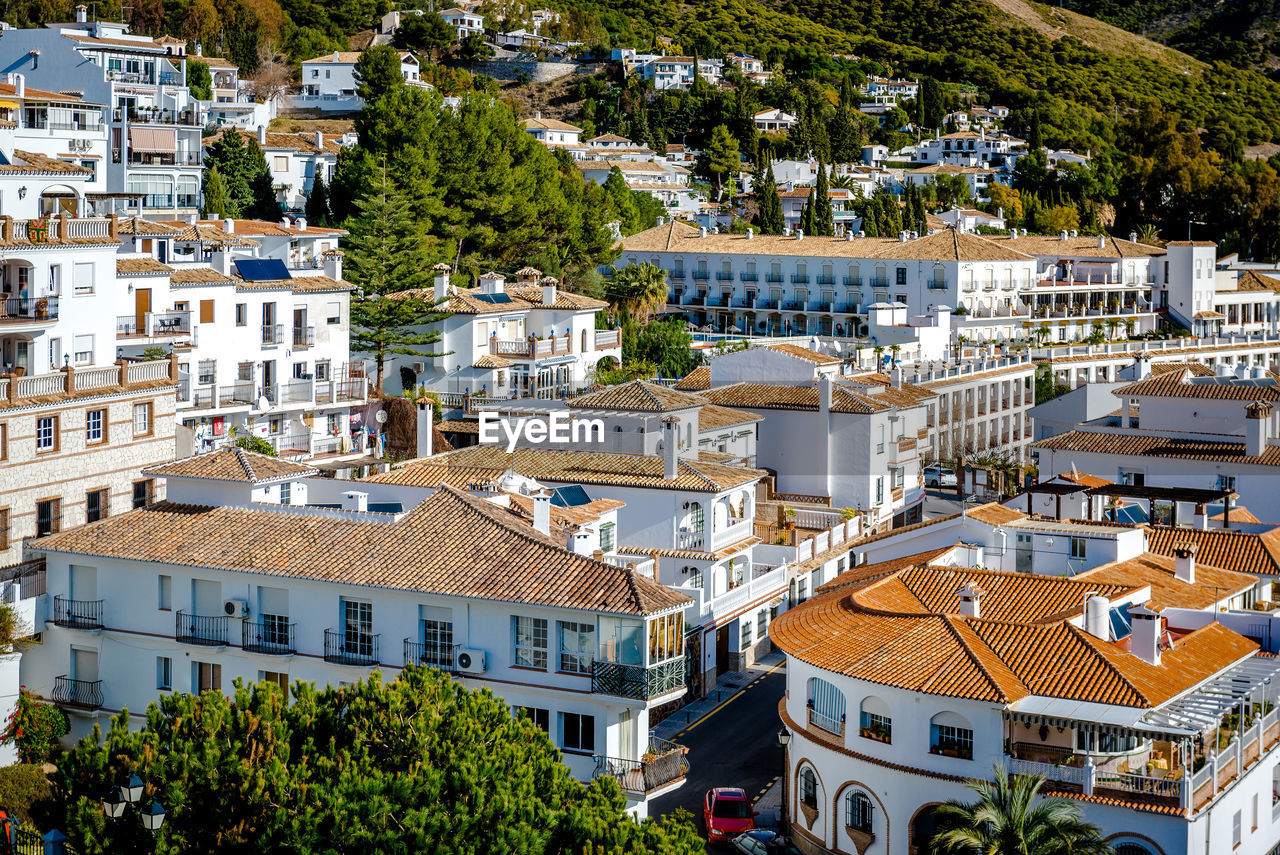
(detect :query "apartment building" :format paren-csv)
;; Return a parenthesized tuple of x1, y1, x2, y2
(208, 128, 345, 212)
(294, 50, 425, 113)
(22, 450, 692, 816)
(1034, 363, 1280, 521)
(0, 13, 206, 217)
(773, 520, 1280, 855)
(913, 128, 1023, 168)
(112, 216, 365, 457)
(613, 51, 723, 91)
(382, 266, 620, 399)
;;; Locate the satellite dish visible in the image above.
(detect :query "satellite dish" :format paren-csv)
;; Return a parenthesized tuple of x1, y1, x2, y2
(375, 410, 388, 425)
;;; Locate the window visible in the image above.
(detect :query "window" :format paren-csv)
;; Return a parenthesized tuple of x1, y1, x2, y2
(799, 767, 817, 809)
(0, 508, 9, 550)
(599, 522, 616, 552)
(0, 423, 6, 459)
(807, 677, 846, 735)
(235, 303, 247, 326)
(73, 334, 93, 365)
(86, 409, 105, 443)
(237, 362, 253, 382)
(1232, 810, 1241, 847)
(260, 671, 288, 692)
(513, 615, 548, 669)
(518, 706, 549, 732)
(36, 416, 56, 451)
(930, 719, 974, 760)
(195, 661, 221, 693)
(757, 609, 767, 638)
(72, 261, 94, 295)
(687, 567, 703, 588)
(421, 616, 454, 668)
(740, 618, 753, 649)
(315, 360, 330, 381)
(846, 789, 873, 833)
(35, 498, 60, 537)
(681, 501, 704, 532)
(558, 621, 594, 673)
(132, 402, 152, 437)
(198, 359, 216, 385)
(343, 600, 374, 657)
(326, 301, 341, 324)
(85, 489, 108, 523)
(875, 477, 884, 505)
(158, 574, 171, 610)
(560, 712, 595, 752)
(273, 156, 289, 172)
(1252, 792, 1258, 830)
(1069, 537, 1086, 560)
(156, 656, 171, 690)
(132, 479, 153, 509)
(896, 267, 907, 285)
(199, 300, 214, 323)
(1219, 474, 1238, 493)
(279, 482, 291, 505)
(648, 611, 684, 663)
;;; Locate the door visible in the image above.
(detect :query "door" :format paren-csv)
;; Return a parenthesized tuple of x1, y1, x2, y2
(715, 625, 730, 676)
(192, 579, 221, 616)
(135, 287, 151, 331)
(1015, 533, 1032, 572)
(618, 709, 635, 762)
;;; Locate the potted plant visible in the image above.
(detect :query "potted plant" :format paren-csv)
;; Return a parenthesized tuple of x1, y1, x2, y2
(784, 508, 797, 531)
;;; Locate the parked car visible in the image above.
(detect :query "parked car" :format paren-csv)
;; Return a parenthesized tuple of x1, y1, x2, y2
(704, 787, 757, 843)
(924, 465, 957, 488)
(730, 830, 804, 854)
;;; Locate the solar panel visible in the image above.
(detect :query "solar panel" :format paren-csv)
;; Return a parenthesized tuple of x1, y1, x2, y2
(368, 502, 404, 514)
(472, 293, 513, 304)
(550, 485, 591, 507)
(235, 258, 292, 281)
(1108, 604, 1133, 641)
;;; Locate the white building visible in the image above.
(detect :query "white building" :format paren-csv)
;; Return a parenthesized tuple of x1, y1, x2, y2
(294, 50, 425, 114)
(381, 266, 620, 399)
(903, 163, 1008, 200)
(727, 53, 772, 83)
(22, 450, 693, 816)
(439, 8, 485, 40)
(935, 207, 1006, 233)
(207, 128, 345, 212)
(579, 160, 703, 216)
(914, 128, 1023, 169)
(624, 55, 723, 91)
(754, 108, 797, 133)
(522, 114, 583, 148)
(771, 516, 1280, 855)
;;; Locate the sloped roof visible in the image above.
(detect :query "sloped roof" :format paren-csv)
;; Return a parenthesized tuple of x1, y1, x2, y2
(117, 257, 174, 275)
(763, 343, 842, 365)
(566, 380, 707, 413)
(1145, 525, 1280, 577)
(698, 403, 761, 431)
(673, 365, 710, 391)
(869, 228, 1034, 262)
(1075, 552, 1256, 610)
(144, 448, 316, 482)
(32, 487, 688, 616)
(1035, 430, 1280, 468)
(1115, 367, 1280, 401)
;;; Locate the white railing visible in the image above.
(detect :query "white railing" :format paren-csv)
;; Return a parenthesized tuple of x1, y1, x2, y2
(1006, 757, 1087, 787)
(1190, 761, 1213, 794)
(128, 360, 171, 383)
(708, 563, 789, 617)
(594, 329, 621, 349)
(282, 379, 312, 404)
(63, 218, 112, 238)
(1032, 332, 1280, 361)
(1099, 771, 1182, 799)
(16, 373, 65, 397)
(77, 366, 121, 390)
(311, 434, 344, 455)
(676, 532, 704, 550)
(794, 508, 845, 530)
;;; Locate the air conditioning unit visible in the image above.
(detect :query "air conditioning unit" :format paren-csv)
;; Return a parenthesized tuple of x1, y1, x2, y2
(455, 648, 486, 674)
(411, 362, 425, 373)
(222, 598, 249, 618)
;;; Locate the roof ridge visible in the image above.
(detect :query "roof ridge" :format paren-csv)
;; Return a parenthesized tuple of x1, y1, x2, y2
(1063, 622, 1149, 705)
(234, 447, 256, 480)
(928, 616, 1018, 702)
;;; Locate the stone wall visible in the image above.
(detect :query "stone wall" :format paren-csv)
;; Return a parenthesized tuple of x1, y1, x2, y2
(464, 59, 579, 83)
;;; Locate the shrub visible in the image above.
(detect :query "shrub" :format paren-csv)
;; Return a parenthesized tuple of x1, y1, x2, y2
(0, 763, 55, 825)
(2, 690, 69, 765)
(234, 436, 278, 456)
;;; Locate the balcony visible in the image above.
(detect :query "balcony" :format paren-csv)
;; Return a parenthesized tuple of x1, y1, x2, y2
(715, 272, 733, 281)
(116, 310, 191, 339)
(242, 619, 296, 655)
(816, 275, 835, 286)
(403, 639, 457, 671)
(52, 676, 103, 710)
(491, 334, 571, 360)
(113, 107, 202, 126)
(692, 270, 710, 281)
(594, 329, 621, 349)
(765, 273, 783, 283)
(808, 708, 845, 737)
(667, 270, 685, 281)
(52, 596, 103, 630)
(593, 736, 689, 796)
(292, 326, 315, 348)
(125, 152, 202, 167)
(0, 296, 58, 324)
(219, 382, 254, 406)
(676, 531, 704, 550)
(739, 272, 758, 282)
(324, 629, 380, 666)
(175, 611, 228, 646)
(791, 275, 810, 284)
(262, 324, 283, 345)
(592, 658, 686, 701)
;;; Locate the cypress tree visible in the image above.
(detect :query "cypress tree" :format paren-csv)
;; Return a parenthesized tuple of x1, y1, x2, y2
(202, 164, 232, 219)
(305, 174, 330, 226)
(812, 161, 834, 236)
(243, 138, 282, 221)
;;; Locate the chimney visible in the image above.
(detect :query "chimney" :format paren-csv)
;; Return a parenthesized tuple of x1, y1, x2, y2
(1097, 234, 1106, 249)
(342, 490, 369, 512)
(1059, 230, 1069, 241)
(1084, 595, 1110, 639)
(222, 218, 234, 234)
(1174, 543, 1196, 583)
(432, 263, 451, 301)
(845, 229, 854, 241)
(314, 131, 324, 150)
(1245, 400, 1271, 457)
(796, 228, 804, 241)
(257, 125, 266, 145)
(332, 50, 340, 62)
(212, 247, 233, 276)
(540, 277, 557, 306)
(75, 3, 87, 22)
(479, 271, 505, 294)
(699, 226, 708, 238)
(416, 398, 434, 458)
(11, 74, 22, 98)
(280, 216, 291, 229)
(1133, 354, 1150, 380)
(746, 227, 753, 239)
(656, 216, 665, 227)
(532, 488, 552, 536)
(1129, 604, 1162, 665)
(661, 416, 679, 480)
(295, 216, 307, 231)
(1129, 231, 1138, 243)
(535, 110, 541, 120)
(898, 231, 908, 243)
(819, 375, 834, 413)
(890, 366, 903, 389)
(956, 582, 982, 618)
(323, 249, 343, 281)
(1008, 227, 1017, 240)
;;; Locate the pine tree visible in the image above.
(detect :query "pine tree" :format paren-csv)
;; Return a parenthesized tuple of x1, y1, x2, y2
(305, 173, 330, 226)
(243, 138, 281, 221)
(202, 164, 232, 219)
(345, 160, 433, 296)
(203, 130, 254, 216)
(812, 161, 835, 236)
(799, 190, 814, 234)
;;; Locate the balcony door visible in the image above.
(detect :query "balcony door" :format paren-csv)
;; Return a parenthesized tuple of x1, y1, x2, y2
(618, 709, 636, 762)
(69, 564, 97, 602)
(72, 648, 98, 684)
(193, 579, 221, 617)
(134, 287, 151, 331)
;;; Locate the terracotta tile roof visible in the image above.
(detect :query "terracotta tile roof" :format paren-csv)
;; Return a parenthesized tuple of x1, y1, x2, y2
(144, 448, 316, 483)
(917, 362, 1034, 389)
(116, 257, 174, 275)
(622, 219, 899, 258)
(1033, 429, 1280, 468)
(698, 403, 761, 431)
(436, 418, 480, 435)
(390, 284, 604, 314)
(523, 116, 583, 133)
(1145, 525, 1280, 577)
(304, 50, 411, 64)
(116, 217, 181, 236)
(987, 234, 1165, 259)
(763, 343, 842, 365)
(234, 275, 352, 294)
(158, 222, 260, 247)
(1151, 361, 1216, 376)
(169, 267, 235, 285)
(472, 354, 513, 369)
(567, 380, 707, 413)
(33, 486, 688, 616)
(1210, 506, 1261, 523)
(817, 545, 960, 593)
(505, 493, 626, 527)
(1055, 471, 1112, 488)
(698, 382, 921, 414)
(1230, 271, 1280, 293)
(365, 445, 765, 493)
(503, 285, 608, 310)
(673, 366, 710, 391)
(1075, 553, 1256, 610)
(64, 32, 169, 51)
(0, 150, 92, 175)
(578, 159, 670, 174)
(616, 534, 761, 561)
(1166, 240, 1217, 247)
(210, 130, 344, 156)
(191, 218, 347, 237)
(966, 503, 1027, 526)
(868, 229, 1034, 262)
(1116, 367, 1280, 401)
(0, 81, 83, 102)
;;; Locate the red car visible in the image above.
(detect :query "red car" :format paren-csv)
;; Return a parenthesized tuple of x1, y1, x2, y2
(704, 787, 757, 843)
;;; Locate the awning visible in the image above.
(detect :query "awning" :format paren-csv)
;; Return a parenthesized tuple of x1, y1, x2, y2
(0, 100, 20, 109)
(128, 126, 176, 154)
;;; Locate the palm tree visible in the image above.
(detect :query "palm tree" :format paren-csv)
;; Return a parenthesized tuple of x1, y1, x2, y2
(606, 262, 669, 323)
(932, 764, 1111, 855)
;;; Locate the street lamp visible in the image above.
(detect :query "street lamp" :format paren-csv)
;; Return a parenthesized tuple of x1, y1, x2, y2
(777, 727, 791, 832)
(101, 770, 165, 842)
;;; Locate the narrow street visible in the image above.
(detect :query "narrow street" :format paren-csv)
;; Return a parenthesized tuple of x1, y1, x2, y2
(650, 661, 787, 832)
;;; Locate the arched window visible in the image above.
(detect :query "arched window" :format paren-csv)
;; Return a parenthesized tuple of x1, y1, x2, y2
(613, 425, 623, 432)
(799, 766, 818, 809)
(806, 677, 846, 736)
(845, 789, 873, 833)
(859, 696, 891, 744)
(930, 711, 974, 760)
(681, 501, 704, 532)
(1112, 843, 1155, 855)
